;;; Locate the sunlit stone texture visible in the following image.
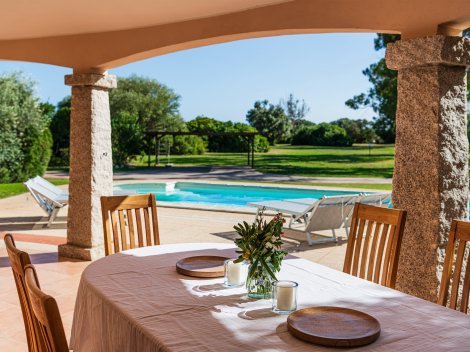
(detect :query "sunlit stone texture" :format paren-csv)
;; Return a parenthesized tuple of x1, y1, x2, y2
(58, 73, 117, 260)
(386, 36, 470, 301)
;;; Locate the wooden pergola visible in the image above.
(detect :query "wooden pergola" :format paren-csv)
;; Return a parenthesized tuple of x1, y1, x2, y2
(145, 131, 258, 168)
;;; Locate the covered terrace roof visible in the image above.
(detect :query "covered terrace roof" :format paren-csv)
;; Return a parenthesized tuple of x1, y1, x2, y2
(0, 0, 468, 72)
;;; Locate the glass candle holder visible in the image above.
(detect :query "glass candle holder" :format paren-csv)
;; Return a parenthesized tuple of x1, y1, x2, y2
(272, 281, 298, 314)
(224, 259, 248, 287)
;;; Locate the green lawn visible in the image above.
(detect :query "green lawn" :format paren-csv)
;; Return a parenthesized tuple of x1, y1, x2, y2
(0, 178, 69, 199)
(132, 144, 395, 178)
(1, 145, 394, 200)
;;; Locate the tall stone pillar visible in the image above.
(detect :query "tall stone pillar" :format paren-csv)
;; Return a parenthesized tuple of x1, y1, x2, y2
(58, 73, 117, 260)
(386, 36, 470, 301)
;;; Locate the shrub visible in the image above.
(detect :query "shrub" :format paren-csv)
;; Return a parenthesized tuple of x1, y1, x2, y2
(290, 126, 314, 145)
(49, 97, 70, 166)
(291, 123, 352, 147)
(0, 73, 52, 182)
(187, 116, 270, 153)
(49, 148, 69, 167)
(111, 111, 143, 167)
(255, 135, 270, 152)
(331, 118, 378, 143)
(171, 135, 205, 155)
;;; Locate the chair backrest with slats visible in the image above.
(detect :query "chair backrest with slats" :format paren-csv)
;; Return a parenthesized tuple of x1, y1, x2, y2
(438, 219, 470, 313)
(343, 203, 407, 288)
(4, 234, 44, 352)
(100, 193, 160, 256)
(24, 265, 69, 352)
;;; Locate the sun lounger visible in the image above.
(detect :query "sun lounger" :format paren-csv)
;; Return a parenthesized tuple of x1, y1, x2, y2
(341, 192, 392, 229)
(246, 199, 312, 226)
(302, 194, 358, 244)
(247, 194, 360, 245)
(24, 176, 69, 227)
(25, 176, 137, 227)
(358, 192, 392, 206)
(285, 198, 318, 206)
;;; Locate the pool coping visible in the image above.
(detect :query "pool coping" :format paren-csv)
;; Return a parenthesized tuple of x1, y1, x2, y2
(113, 178, 382, 193)
(113, 179, 381, 214)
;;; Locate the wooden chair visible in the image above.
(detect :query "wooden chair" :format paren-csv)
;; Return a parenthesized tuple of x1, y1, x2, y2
(343, 203, 407, 288)
(438, 219, 470, 313)
(101, 193, 160, 255)
(4, 234, 44, 352)
(24, 264, 69, 352)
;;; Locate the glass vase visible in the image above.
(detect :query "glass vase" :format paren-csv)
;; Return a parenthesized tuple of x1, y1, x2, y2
(247, 262, 275, 299)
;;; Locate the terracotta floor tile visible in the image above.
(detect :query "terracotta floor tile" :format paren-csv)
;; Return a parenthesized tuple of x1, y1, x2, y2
(0, 338, 28, 352)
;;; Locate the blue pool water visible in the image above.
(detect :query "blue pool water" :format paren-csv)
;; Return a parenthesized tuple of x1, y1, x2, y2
(115, 182, 358, 208)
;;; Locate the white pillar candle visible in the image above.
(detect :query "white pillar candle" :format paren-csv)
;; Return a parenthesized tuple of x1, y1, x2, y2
(226, 262, 244, 286)
(276, 283, 295, 311)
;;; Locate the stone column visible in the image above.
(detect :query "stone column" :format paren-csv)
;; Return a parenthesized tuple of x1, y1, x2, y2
(58, 73, 117, 260)
(386, 36, 470, 301)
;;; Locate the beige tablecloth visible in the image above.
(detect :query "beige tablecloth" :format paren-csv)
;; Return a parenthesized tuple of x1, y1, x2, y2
(70, 243, 470, 351)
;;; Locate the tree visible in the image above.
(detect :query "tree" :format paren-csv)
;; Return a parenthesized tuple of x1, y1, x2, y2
(345, 34, 400, 143)
(246, 100, 291, 145)
(49, 96, 71, 166)
(281, 94, 310, 130)
(109, 75, 185, 166)
(111, 111, 142, 167)
(109, 75, 184, 132)
(0, 72, 52, 182)
(331, 118, 377, 143)
(187, 116, 269, 152)
(49, 76, 185, 167)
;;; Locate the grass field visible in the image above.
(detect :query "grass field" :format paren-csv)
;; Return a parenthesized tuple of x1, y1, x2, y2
(1, 145, 394, 200)
(132, 144, 395, 178)
(0, 178, 69, 199)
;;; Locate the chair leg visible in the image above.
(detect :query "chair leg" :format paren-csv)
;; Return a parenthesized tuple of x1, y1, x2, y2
(47, 207, 60, 228)
(305, 232, 313, 246)
(289, 216, 294, 228)
(331, 228, 338, 244)
(306, 231, 338, 246)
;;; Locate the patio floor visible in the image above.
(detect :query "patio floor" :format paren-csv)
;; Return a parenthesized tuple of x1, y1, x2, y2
(0, 190, 346, 351)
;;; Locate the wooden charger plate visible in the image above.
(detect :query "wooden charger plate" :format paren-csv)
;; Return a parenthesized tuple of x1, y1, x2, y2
(287, 306, 381, 348)
(176, 256, 230, 278)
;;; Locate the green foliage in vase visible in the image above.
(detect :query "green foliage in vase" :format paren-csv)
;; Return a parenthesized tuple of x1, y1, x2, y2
(233, 212, 287, 282)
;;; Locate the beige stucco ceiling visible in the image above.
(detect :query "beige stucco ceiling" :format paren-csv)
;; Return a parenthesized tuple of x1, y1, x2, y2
(0, 0, 290, 40)
(0, 0, 468, 71)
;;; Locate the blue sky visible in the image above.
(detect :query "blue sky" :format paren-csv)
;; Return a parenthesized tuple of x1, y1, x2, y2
(0, 33, 382, 123)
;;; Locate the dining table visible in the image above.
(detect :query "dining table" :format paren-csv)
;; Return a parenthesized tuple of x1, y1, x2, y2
(70, 243, 470, 351)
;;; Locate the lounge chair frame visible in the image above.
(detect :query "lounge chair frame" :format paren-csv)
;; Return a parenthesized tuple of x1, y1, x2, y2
(24, 176, 68, 227)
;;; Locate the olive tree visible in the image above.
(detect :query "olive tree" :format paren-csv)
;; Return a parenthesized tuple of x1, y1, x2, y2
(246, 100, 291, 145)
(0, 72, 52, 182)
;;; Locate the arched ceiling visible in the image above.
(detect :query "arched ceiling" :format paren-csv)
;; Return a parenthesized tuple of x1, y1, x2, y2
(0, 0, 290, 40)
(0, 0, 468, 72)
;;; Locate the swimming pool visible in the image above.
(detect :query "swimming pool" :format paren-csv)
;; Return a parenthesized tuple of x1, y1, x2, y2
(115, 182, 358, 208)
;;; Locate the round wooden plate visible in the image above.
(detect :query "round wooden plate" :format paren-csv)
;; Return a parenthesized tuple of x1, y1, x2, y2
(287, 306, 381, 348)
(176, 256, 230, 278)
